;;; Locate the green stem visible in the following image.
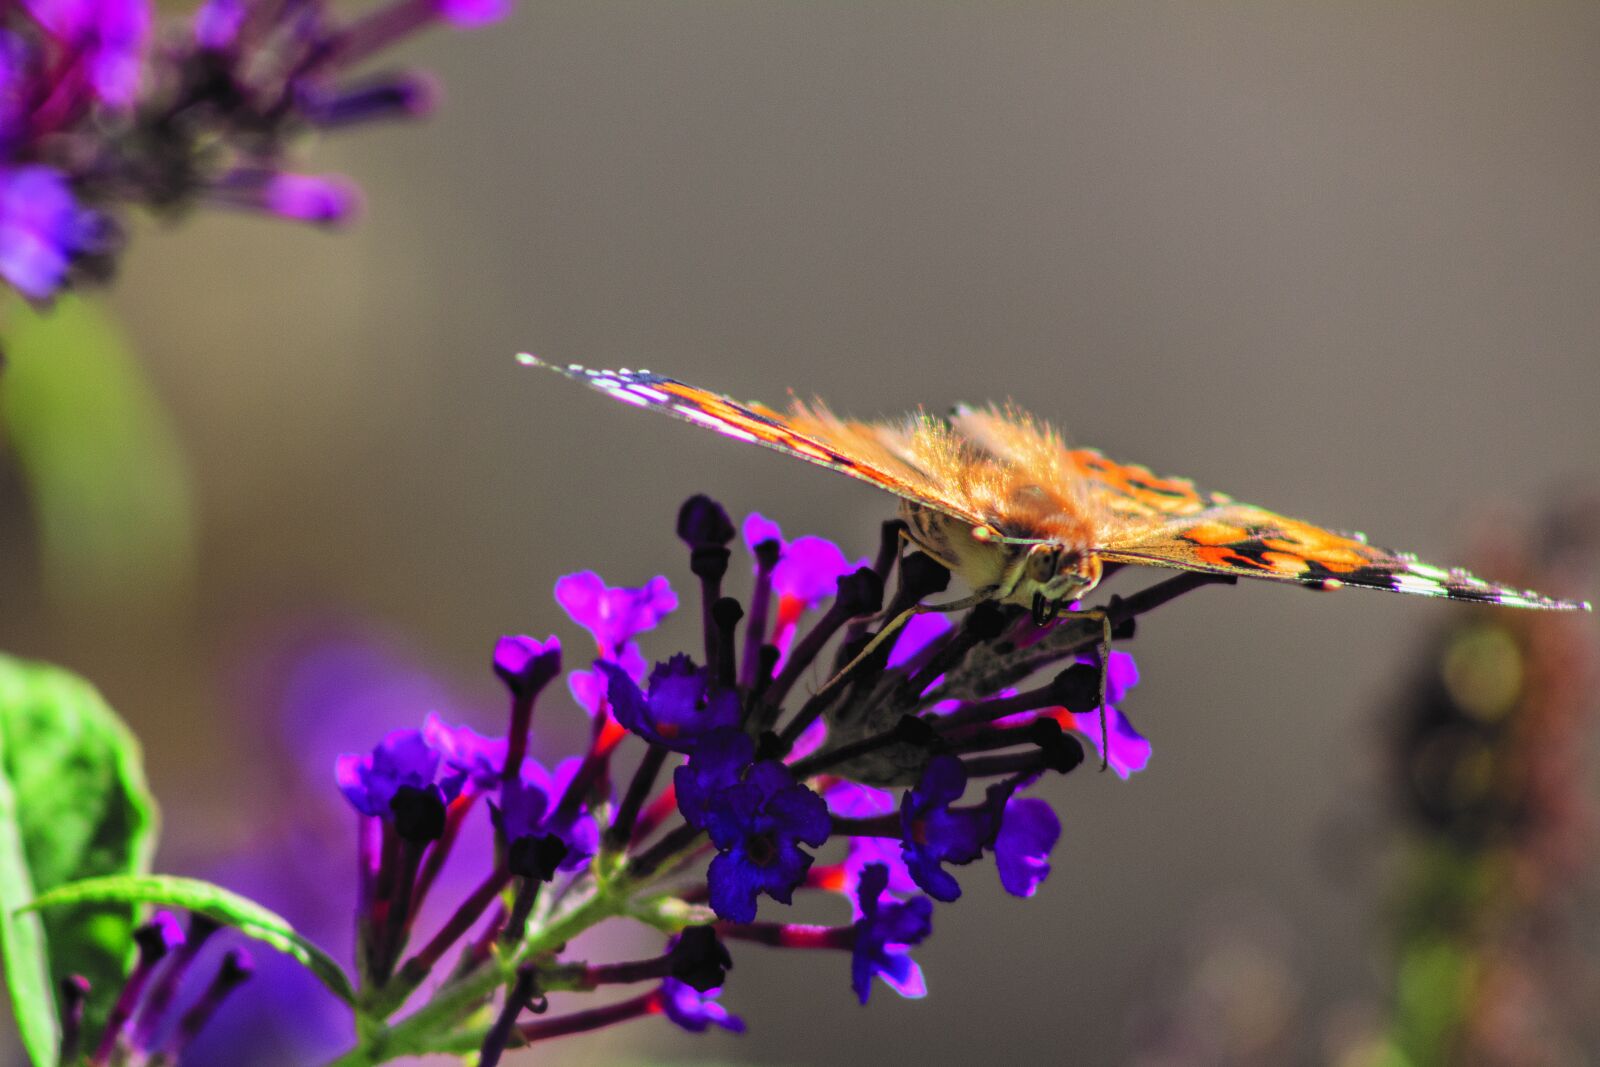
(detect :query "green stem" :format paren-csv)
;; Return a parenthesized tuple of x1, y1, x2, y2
(320, 886, 624, 1066)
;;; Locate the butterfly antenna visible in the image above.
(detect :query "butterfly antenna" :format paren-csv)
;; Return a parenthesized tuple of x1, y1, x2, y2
(816, 588, 1000, 700)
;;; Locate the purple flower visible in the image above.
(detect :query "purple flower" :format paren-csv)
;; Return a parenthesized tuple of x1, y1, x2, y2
(851, 864, 931, 1004)
(431, 0, 509, 27)
(0, 166, 107, 299)
(600, 656, 740, 752)
(823, 781, 918, 915)
(673, 728, 756, 829)
(24, 0, 151, 106)
(741, 514, 867, 651)
(492, 634, 562, 698)
(703, 762, 831, 922)
(899, 755, 1000, 902)
(993, 795, 1060, 898)
(656, 979, 745, 1034)
(422, 714, 506, 791)
(555, 571, 677, 659)
(566, 669, 606, 719)
(886, 611, 953, 670)
(191, 0, 243, 49)
(1001, 650, 1150, 778)
(335, 728, 463, 818)
(496, 757, 599, 871)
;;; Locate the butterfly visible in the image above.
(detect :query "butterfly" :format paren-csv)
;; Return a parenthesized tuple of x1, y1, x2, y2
(520, 354, 1590, 621)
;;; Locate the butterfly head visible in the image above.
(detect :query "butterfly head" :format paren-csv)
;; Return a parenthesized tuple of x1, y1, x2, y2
(1018, 542, 1103, 614)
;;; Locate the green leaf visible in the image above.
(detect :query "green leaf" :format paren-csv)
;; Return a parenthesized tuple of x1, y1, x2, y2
(0, 655, 158, 1064)
(26, 874, 356, 1006)
(0, 295, 197, 614)
(0, 729, 55, 1066)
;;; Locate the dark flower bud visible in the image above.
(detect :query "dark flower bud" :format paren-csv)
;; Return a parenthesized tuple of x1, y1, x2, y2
(134, 912, 185, 962)
(677, 494, 736, 548)
(681, 496, 736, 583)
(834, 567, 885, 618)
(965, 601, 1009, 641)
(669, 926, 733, 992)
(755, 730, 790, 762)
(753, 537, 781, 570)
(1050, 663, 1103, 714)
(508, 833, 570, 882)
(712, 597, 744, 633)
(899, 552, 952, 602)
(216, 949, 255, 988)
(1028, 721, 1085, 774)
(57, 975, 89, 1064)
(891, 714, 940, 749)
(390, 784, 447, 843)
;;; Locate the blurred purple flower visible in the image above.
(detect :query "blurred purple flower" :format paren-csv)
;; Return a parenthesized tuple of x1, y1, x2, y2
(0, 0, 512, 298)
(656, 979, 745, 1034)
(0, 166, 108, 298)
(422, 714, 506, 791)
(22, 0, 151, 106)
(335, 728, 463, 818)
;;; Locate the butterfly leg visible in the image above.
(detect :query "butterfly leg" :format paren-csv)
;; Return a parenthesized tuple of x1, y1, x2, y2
(1069, 605, 1114, 773)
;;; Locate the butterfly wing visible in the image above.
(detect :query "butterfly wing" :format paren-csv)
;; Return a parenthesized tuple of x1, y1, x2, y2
(520, 355, 992, 529)
(1094, 501, 1587, 610)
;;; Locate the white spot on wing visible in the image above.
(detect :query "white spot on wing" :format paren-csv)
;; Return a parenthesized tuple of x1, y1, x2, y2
(676, 405, 760, 442)
(1391, 574, 1447, 596)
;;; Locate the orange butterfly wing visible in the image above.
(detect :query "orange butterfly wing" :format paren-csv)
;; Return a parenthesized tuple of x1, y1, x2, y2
(518, 356, 991, 531)
(527, 359, 1588, 611)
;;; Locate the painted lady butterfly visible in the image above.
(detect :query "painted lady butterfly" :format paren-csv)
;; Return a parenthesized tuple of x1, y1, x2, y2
(521, 355, 1590, 618)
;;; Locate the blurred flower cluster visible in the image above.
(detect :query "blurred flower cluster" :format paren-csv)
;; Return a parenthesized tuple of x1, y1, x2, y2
(0, 0, 502, 300)
(291, 496, 1212, 1063)
(1366, 500, 1600, 1066)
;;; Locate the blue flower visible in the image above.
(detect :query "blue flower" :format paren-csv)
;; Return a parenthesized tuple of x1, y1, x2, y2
(0, 166, 108, 299)
(656, 978, 745, 1034)
(673, 728, 756, 829)
(335, 728, 463, 818)
(992, 794, 1060, 898)
(851, 864, 931, 1004)
(899, 755, 1000, 902)
(600, 656, 740, 752)
(703, 761, 831, 922)
(496, 757, 599, 871)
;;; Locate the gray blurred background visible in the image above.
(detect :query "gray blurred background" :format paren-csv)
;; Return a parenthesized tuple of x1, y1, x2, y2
(4, 2, 1599, 1064)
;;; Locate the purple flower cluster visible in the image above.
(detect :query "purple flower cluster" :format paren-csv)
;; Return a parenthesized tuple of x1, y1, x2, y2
(311, 496, 1230, 1060)
(0, 0, 505, 299)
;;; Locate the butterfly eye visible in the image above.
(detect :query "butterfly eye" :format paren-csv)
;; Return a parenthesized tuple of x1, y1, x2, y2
(1025, 544, 1061, 583)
